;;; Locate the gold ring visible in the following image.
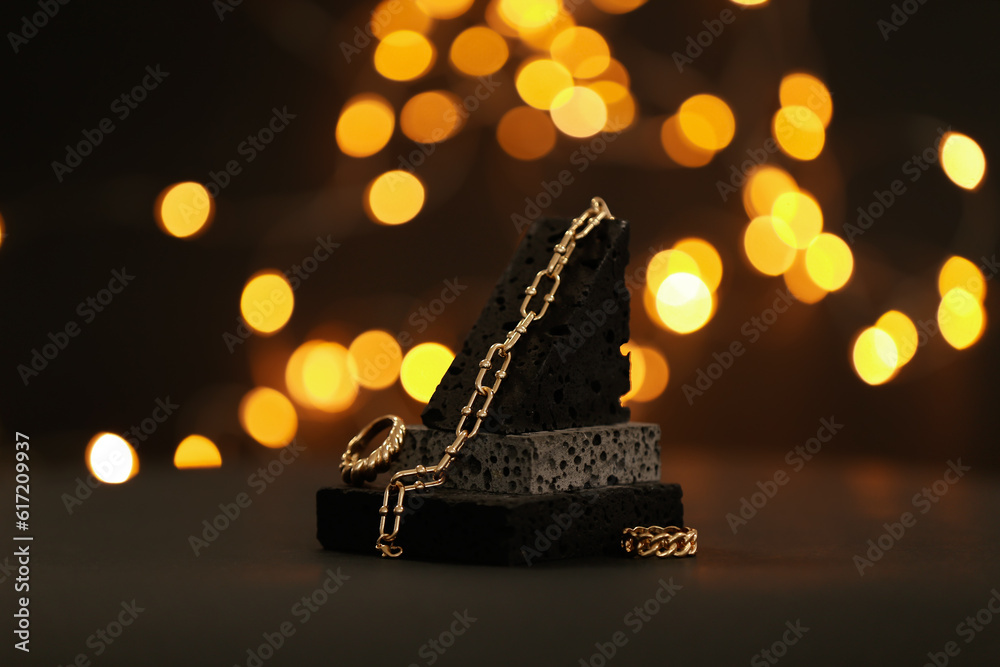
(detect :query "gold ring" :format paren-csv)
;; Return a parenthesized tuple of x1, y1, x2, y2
(622, 526, 698, 558)
(340, 415, 405, 485)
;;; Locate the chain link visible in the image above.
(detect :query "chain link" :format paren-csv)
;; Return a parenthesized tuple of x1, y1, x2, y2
(621, 526, 698, 558)
(375, 197, 613, 557)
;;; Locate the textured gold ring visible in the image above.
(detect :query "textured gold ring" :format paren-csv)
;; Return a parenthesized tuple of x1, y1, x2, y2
(340, 415, 405, 485)
(622, 525, 698, 558)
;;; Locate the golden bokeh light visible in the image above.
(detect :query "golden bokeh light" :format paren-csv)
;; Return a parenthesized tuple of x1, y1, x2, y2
(515, 58, 574, 109)
(239, 387, 298, 447)
(499, 0, 561, 31)
(773, 105, 825, 160)
(240, 271, 294, 335)
(632, 345, 669, 402)
(485, 0, 520, 37)
(677, 94, 736, 152)
(374, 30, 436, 81)
(731, 0, 768, 5)
(156, 182, 214, 239)
(286, 341, 359, 412)
(517, 7, 574, 50)
(335, 94, 395, 158)
(938, 255, 986, 302)
(646, 249, 701, 295)
(416, 0, 474, 19)
(400, 90, 463, 144)
(743, 166, 798, 218)
(587, 57, 630, 87)
(400, 342, 455, 403)
(366, 170, 425, 225)
(587, 81, 635, 131)
(86, 433, 138, 484)
(592, 0, 647, 13)
(173, 435, 222, 469)
(743, 216, 796, 276)
(449, 26, 509, 76)
(673, 238, 723, 292)
(938, 288, 986, 350)
(620, 342, 646, 403)
(876, 310, 918, 367)
(655, 273, 714, 334)
(550, 27, 611, 78)
(347, 330, 403, 390)
(549, 86, 607, 138)
(852, 327, 898, 386)
(771, 191, 823, 249)
(805, 233, 853, 291)
(371, 0, 433, 39)
(779, 72, 833, 127)
(497, 106, 557, 160)
(939, 132, 986, 190)
(783, 250, 828, 304)
(660, 115, 715, 167)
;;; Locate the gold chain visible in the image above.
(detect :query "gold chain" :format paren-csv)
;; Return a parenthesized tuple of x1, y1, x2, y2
(622, 526, 698, 558)
(375, 197, 614, 558)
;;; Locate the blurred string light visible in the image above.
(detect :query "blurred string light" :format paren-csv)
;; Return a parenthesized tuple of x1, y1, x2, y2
(401, 90, 463, 143)
(730, 0, 768, 6)
(86, 432, 138, 484)
(655, 273, 714, 334)
(417, 0, 475, 19)
(660, 115, 715, 167)
(939, 132, 986, 190)
(516, 58, 574, 109)
(743, 216, 796, 276)
(498, 0, 561, 31)
(743, 166, 798, 218)
(644, 240, 721, 334)
(876, 310, 918, 367)
(677, 94, 735, 152)
(400, 342, 454, 402)
(852, 327, 898, 386)
(374, 30, 436, 81)
(156, 182, 214, 238)
(587, 81, 636, 131)
(550, 86, 607, 138)
(285, 341, 359, 412)
(371, 0, 434, 38)
(938, 256, 986, 302)
(550, 26, 610, 78)
(804, 233, 853, 291)
(347, 329, 403, 389)
(591, 0, 648, 14)
(449, 25, 509, 76)
(239, 387, 298, 447)
(173, 435, 222, 469)
(335, 94, 395, 157)
(620, 342, 646, 402)
(620, 343, 669, 403)
(773, 105, 825, 160)
(938, 288, 986, 350)
(783, 250, 828, 304)
(240, 271, 295, 334)
(779, 73, 833, 127)
(771, 191, 822, 249)
(497, 106, 557, 160)
(365, 170, 425, 224)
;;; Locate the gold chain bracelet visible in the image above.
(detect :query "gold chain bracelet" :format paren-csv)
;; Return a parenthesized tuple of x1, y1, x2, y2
(374, 197, 613, 557)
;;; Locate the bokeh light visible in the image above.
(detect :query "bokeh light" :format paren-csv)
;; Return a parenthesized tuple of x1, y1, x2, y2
(335, 94, 395, 158)
(374, 30, 436, 81)
(632, 345, 669, 402)
(499, 0, 561, 30)
(852, 327, 899, 386)
(655, 273, 713, 334)
(366, 170, 425, 225)
(516, 7, 574, 50)
(939, 132, 986, 190)
(876, 310, 918, 367)
(677, 94, 736, 152)
(86, 433, 138, 484)
(773, 105, 825, 160)
(417, 0, 474, 19)
(660, 115, 715, 167)
(804, 233, 853, 291)
(449, 26, 509, 76)
(743, 166, 798, 218)
(591, 0, 647, 13)
(673, 238, 723, 292)
(779, 72, 833, 127)
(516, 58, 574, 109)
(400, 342, 455, 402)
(156, 182, 214, 239)
(731, 0, 768, 5)
(240, 271, 294, 335)
(645, 249, 701, 295)
(938, 255, 986, 302)
(400, 90, 463, 144)
(347, 330, 403, 390)
(783, 250, 828, 304)
(938, 288, 986, 350)
(371, 0, 433, 39)
(743, 216, 796, 276)
(285, 341, 359, 411)
(239, 387, 298, 447)
(620, 342, 646, 403)
(173, 435, 222, 469)
(771, 191, 823, 249)
(587, 81, 635, 131)
(550, 86, 607, 138)
(550, 27, 611, 78)
(497, 106, 557, 160)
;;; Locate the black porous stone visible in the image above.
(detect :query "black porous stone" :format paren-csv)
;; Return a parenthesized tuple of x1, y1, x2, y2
(421, 216, 632, 435)
(316, 482, 683, 566)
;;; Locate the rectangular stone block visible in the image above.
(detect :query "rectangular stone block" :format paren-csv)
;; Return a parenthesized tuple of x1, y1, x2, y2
(393, 423, 661, 494)
(316, 482, 683, 566)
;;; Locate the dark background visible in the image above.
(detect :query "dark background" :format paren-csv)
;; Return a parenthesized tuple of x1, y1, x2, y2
(1, 0, 997, 469)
